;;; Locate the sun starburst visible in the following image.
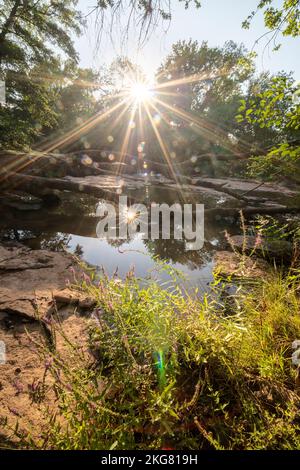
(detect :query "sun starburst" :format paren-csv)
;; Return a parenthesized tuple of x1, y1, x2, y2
(129, 82, 154, 103)
(7, 66, 258, 193)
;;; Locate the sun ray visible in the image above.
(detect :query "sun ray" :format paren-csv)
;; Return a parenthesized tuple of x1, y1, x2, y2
(153, 96, 244, 156)
(138, 101, 145, 143)
(145, 101, 194, 208)
(106, 99, 133, 135)
(154, 69, 228, 91)
(152, 70, 265, 154)
(117, 102, 138, 176)
(43, 99, 130, 153)
(6, 69, 112, 91)
(128, 81, 154, 103)
(33, 91, 130, 156)
(146, 101, 173, 127)
(144, 102, 181, 186)
(2, 98, 129, 181)
(155, 90, 187, 99)
(2, 65, 264, 196)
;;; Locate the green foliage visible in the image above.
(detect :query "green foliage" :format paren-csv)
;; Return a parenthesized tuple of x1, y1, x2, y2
(0, 1, 90, 150)
(158, 40, 255, 109)
(0, 1, 82, 66)
(0, 65, 60, 149)
(65, 42, 260, 174)
(14, 261, 300, 450)
(151, 41, 258, 176)
(243, 0, 300, 39)
(237, 74, 300, 179)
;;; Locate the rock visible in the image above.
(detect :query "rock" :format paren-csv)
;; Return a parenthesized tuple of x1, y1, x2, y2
(0, 242, 80, 323)
(195, 177, 298, 198)
(52, 289, 81, 306)
(0, 249, 54, 272)
(0, 194, 43, 211)
(52, 289, 97, 310)
(0, 242, 30, 260)
(228, 235, 292, 259)
(0, 290, 37, 321)
(0, 242, 92, 445)
(214, 251, 271, 279)
(78, 296, 97, 310)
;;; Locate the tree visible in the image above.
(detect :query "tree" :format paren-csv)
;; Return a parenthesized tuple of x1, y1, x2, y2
(243, 0, 300, 48)
(238, 73, 300, 180)
(241, 1, 300, 181)
(152, 40, 263, 176)
(92, 0, 201, 44)
(0, 0, 81, 65)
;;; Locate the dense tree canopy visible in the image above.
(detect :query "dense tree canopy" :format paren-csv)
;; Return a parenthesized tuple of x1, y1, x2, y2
(240, 1, 300, 180)
(0, 0, 89, 149)
(0, 0, 81, 65)
(238, 73, 300, 180)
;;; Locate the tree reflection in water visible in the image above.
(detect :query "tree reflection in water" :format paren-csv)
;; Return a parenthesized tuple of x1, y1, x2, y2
(0, 185, 240, 277)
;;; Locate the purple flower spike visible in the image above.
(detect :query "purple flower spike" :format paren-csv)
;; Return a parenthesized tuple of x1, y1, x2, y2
(9, 407, 21, 417)
(45, 357, 53, 371)
(13, 380, 24, 394)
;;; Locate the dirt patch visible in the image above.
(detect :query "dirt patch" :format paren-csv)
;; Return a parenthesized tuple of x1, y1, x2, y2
(214, 251, 272, 279)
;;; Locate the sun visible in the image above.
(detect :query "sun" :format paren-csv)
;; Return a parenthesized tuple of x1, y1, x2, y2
(129, 81, 153, 103)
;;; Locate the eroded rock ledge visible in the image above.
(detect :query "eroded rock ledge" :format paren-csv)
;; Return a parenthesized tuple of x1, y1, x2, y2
(0, 242, 94, 446)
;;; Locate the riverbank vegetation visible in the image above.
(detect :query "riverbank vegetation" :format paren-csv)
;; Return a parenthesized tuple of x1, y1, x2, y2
(4, 234, 298, 450)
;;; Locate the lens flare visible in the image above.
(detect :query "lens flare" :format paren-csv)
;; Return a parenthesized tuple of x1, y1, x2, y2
(126, 208, 137, 223)
(130, 82, 153, 103)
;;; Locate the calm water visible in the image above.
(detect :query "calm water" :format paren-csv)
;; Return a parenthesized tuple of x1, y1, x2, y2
(0, 183, 243, 292)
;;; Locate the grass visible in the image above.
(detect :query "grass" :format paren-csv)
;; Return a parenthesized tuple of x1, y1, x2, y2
(10, 254, 300, 450)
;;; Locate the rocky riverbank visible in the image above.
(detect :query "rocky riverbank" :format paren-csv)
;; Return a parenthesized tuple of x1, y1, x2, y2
(0, 242, 95, 446)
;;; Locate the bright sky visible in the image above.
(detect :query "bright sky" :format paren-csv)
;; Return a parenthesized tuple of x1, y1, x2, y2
(74, 0, 300, 80)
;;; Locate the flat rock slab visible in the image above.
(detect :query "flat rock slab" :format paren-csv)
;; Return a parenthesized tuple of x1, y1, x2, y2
(64, 174, 146, 192)
(0, 243, 74, 320)
(0, 243, 75, 293)
(64, 174, 299, 207)
(0, 288, 37, 320)
(0, 243, 30, 261)
(0, 252, 55, 272)
(52, 288, 97, 310)
(195, 177, 298, 197)
(214, 251, 271, 279)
